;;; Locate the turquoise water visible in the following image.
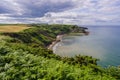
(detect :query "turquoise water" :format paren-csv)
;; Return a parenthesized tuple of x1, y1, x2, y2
(55, 26, 120, 67)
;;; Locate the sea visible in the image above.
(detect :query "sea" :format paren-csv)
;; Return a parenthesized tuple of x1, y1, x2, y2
(54, 26, 120, 67)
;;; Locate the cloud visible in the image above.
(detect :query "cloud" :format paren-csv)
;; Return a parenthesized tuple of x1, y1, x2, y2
(0, 0, 120, 25)
(1, 0, 77, 17)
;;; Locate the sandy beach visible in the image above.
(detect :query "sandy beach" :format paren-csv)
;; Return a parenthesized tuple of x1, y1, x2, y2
(47, 35, 64, 50)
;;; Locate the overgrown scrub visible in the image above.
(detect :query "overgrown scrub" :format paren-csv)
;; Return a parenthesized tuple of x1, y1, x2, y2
(8, 43, 61, 60)
(62, 55, 99, 66)
(104, 66, 120, 79)
(0, 43, 115, 80)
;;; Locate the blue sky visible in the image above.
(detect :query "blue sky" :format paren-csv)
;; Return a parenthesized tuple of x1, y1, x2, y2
(0, 0, 120, 25)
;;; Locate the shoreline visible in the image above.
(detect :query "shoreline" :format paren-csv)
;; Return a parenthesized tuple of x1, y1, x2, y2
(47, 34, 65, 50)
(47, 32, 89, 51)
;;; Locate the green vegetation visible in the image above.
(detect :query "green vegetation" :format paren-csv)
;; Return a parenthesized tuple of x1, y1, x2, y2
(0, 24, 120, 80)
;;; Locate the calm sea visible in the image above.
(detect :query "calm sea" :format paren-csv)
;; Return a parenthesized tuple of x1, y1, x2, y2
(54, 26, 120, 67)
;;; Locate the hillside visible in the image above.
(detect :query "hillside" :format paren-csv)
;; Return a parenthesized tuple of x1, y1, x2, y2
(0, 24, 119, 80)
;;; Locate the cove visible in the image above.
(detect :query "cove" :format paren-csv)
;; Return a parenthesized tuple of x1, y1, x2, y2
(54, 26, 120, 67)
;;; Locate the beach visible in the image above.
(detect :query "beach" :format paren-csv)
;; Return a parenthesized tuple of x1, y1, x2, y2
(47, 34, 64, 50)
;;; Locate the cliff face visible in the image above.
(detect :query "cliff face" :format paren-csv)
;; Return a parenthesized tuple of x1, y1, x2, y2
(1, 24, 87, 47)
(70, 25, 88, 33)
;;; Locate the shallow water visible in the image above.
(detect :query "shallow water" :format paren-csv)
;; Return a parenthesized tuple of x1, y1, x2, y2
(54, 26, 120, 67)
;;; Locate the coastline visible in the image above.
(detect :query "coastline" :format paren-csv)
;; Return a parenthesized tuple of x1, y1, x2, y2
(47, 34, 65, 50)
(47, 31, 89, 52)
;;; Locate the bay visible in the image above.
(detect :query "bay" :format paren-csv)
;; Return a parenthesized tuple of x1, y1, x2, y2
(54, 26, 120, 67)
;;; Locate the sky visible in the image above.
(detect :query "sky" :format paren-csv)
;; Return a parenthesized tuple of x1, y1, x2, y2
(0, 0, 120, 25)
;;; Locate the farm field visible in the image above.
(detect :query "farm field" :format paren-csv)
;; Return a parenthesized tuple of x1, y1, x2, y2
(0, 24, 30, 32)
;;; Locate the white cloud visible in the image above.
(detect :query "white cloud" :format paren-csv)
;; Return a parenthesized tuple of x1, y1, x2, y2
(0, 0, 120, 25)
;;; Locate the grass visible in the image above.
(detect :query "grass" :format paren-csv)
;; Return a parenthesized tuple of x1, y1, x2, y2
(0, 24, 31, 32)
(0, 35, 6, 40)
